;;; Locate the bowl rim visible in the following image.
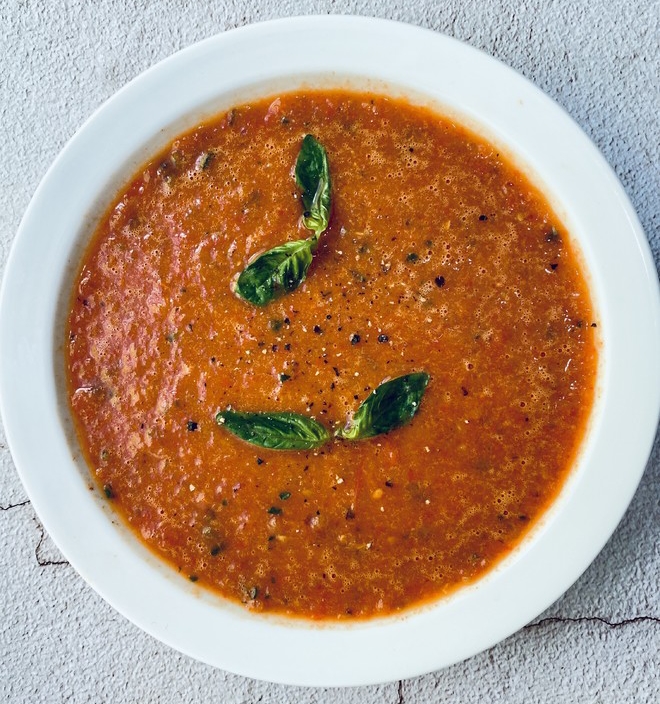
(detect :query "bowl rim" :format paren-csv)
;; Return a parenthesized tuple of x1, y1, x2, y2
(1, 15, 659, 687)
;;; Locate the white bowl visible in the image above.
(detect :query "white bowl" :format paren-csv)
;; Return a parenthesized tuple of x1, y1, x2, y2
(1, 16, 659, 687)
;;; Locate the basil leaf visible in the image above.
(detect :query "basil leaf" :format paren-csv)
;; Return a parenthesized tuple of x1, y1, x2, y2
(233, 238, 315, 306)
(295, 134, 331, 238)
(216, 409, 330, 450)
(336, 372, 430, 440)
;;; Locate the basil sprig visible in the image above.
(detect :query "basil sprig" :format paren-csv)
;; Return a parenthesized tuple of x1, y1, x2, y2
(216, 409, 330, 450)
(335, 372, 430, 440)
(233, 134, 331, 306)
(216, 373, 429, 450)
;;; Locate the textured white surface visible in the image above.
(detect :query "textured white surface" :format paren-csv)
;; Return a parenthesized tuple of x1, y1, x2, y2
(1, 1, 659, 701)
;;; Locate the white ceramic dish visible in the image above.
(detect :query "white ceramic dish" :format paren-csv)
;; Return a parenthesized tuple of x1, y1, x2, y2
(1, 16, 659, 687)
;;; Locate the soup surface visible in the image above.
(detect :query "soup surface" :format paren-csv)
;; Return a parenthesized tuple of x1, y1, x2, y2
(67, 91, 598, 619)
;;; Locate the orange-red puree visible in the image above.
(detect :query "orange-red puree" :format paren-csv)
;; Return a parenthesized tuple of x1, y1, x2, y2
(67, 91, 598, 619)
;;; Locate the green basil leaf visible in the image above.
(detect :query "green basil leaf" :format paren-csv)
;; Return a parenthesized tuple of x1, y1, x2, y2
(216, 409, 330, 450)
(233, 238, 315, 306)
(295, 134, 331, 238)
(335, 372, 430, 440)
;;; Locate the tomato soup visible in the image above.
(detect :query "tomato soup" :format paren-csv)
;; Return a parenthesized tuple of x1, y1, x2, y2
(67, 91, 598, 619)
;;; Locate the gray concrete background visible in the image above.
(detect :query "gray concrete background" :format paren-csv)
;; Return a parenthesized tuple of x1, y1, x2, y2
(1, 1, 659, 701)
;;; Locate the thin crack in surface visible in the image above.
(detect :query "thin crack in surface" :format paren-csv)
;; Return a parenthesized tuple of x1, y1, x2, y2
(33, 519, 69, 567)
(0, 499, 30, 511)
(397, 679, 404, 704)
(525, 615, 660, 629)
